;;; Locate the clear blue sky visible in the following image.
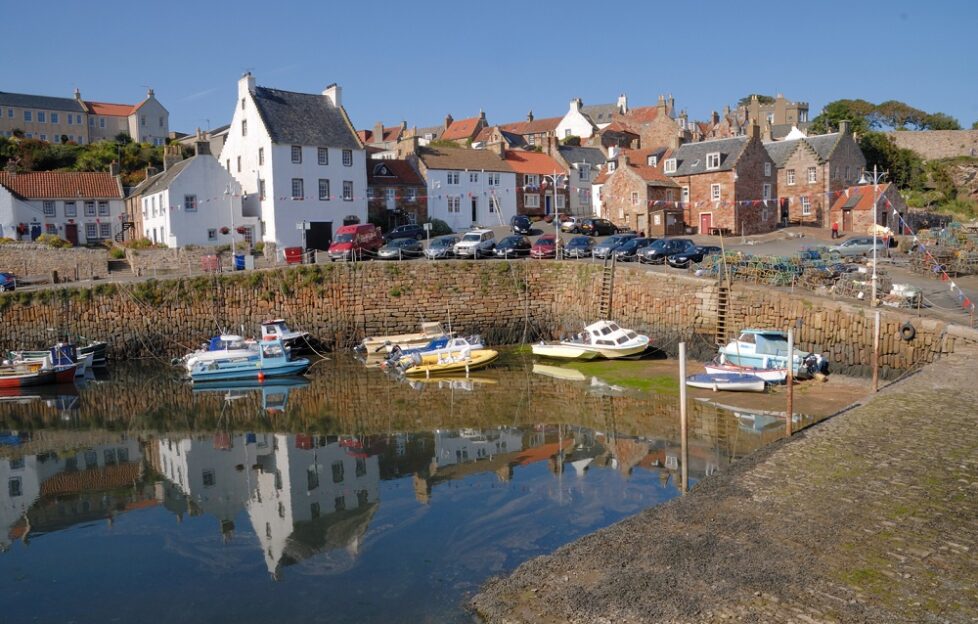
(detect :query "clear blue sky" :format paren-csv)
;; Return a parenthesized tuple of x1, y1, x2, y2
(2, 0, 975, 134)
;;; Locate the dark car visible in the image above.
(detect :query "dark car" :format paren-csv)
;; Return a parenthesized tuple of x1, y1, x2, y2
(384, 224, 426, 242)
(639, 238, 696, 264)
(593, 233, 638, 259)
(579, 218, 617, 237)
(377, 237, 423, 260)
(511, 215, 533, 235)
(666, 244, 723, 268)
(530, 234, 559, 259)
(612, 237, 653, 262)
(0, 272, 16, 292)
(494, 235, 532, 258)
(564, 235, 595, 258)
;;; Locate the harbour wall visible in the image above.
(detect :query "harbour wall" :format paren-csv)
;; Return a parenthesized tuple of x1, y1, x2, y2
(0, 261, 974, 375)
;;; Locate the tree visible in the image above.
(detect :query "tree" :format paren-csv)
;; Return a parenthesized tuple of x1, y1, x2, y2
(114, 132, 133, 145)
(858, 131, 925, 190)
(924, 112, 961, 130)
(737, 94, 775, 107)
(812, 98, 961, 133)
(972, 120, 978, 130)
(809, 99, 874, 135)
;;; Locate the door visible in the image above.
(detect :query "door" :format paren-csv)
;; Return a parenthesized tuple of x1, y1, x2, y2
(699, 212, 712, 234)
(842, 209, 853, 233)
(30, 224, 41, 241)
(545, 195, 552, 215)
(305, 221, 333, 251)
(65, 223, 79, 246)
(471, 197, 478, 224)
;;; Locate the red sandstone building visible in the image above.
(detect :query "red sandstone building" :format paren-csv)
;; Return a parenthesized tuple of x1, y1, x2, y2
(599, 148, 679, 233)
(828, 182, 907, 235)
(504, 150, 569, 217)
(365, 158, 427, 229)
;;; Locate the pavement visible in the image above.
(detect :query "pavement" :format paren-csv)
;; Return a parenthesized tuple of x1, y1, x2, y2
(471, 343, 978, 623)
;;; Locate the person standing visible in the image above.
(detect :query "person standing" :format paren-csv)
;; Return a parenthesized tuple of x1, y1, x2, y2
(831, 221, 839, 239)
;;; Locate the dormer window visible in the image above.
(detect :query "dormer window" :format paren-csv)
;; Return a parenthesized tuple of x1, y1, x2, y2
(664, 158, 677, 174)
(608, 161, 617, 172)
(706, 152, 721, 170)
(647, 155, 657, 167)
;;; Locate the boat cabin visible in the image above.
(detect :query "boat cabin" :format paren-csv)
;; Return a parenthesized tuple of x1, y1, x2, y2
(578, 320, 641, 347)
(735, 330, 790, 356)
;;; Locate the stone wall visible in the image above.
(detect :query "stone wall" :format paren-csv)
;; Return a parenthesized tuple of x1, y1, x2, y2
(886, 130, 978, 160)
(0, 243, 108, 282)
(125, 246, 229, 276)
(0, 262, 973, 376)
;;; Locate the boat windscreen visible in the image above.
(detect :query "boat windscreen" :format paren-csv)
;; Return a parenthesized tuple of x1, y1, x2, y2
(754, 333, 789, 356)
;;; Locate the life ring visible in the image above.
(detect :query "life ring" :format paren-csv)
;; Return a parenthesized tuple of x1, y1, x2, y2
(900, 322, 916, 341)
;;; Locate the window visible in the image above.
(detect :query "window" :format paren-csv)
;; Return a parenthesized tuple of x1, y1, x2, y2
(406, 188, 417, 202)
(447, 171, 460, 185)
(706, 152, 720, 169)
(342, 149, 353, 166)
(681, 186, 690, 203)
(291, 178, 304, 199)
(318, 179, 330, 200)
(40, 134, 47, 141)
(524, 174, 539, 188)
(664, 158, 677, 174)
(762, 183, 771, 200)
(556, 194, 566, 209)
(845, 166, 851, 180)
(581, 193, 590, 205)
(98, 201, 109, 216)
(342, 180, 353, 201)
(43, 200, 56, 216)
(236, 156, 241, 172)
(711, 183, 721, 201)
(226, 159, 230, 171)
(241, 97, 246, 111)
(807, 166, 817, 183)
(488, 173, 500, 186)
(45, 223, 57, 234)
(801, 196, 812, 215)
(291, 145, 302, 163)
(184, 194, 197, 212)
(578, 164, 590, 181)
(51, 112, 59, 123)
(469, 172, 479, 183)
(386, 188, 395, 202)
(85, 223, 98, 239)
(631, 191, 639, 206)
(202, 470, 215, 487)
(786, 168, 796, 185)
(800, 111, 808, 123)
(565, 129, 572, 137)
(242, 119, 247, 136)
(99, 117, 105, 129)
(208, 228, 217, 241)
(139, 115, 145, 127)
(84, 201, 96, 216)
(764, 162, 772, 177)
(65, 201, 76, 217)
(307, 466, 320, 491)
(647, 155, 657, 167)
(159, 116, 164, 128)
(259, 179, 266, 201)
(37, 111, 46, 123)
(318, 147, 328, 165)
(311, 502, 320, 518)
(8, 477, 22, 497)
(448, 196, 461, 213)
(6, 108, 12, 118)
(355, 458, 367, 478)
(331, 461, 345, 483)
(99, 223, 111, 238)
(524, 194, 540, 208)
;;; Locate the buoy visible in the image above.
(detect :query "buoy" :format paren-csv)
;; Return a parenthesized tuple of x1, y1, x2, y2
(257, 372, 265, 382)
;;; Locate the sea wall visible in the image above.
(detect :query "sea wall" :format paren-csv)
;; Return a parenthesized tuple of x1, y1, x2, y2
(0, 261, 974, 375)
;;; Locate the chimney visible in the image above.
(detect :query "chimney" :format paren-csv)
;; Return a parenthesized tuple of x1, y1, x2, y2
(656, 94, 667, 115)
(490, 142, 506, 158)
(238, 72, 255, 98)
(163, 144, 182, 171)
(396, 136, 420, 159)
(372, 121, 384, 144)
(723, 104, 730, 117)
(570, 98, 582, 113)
(322, 83, 341, 108)
(73, 88, 82, 102)
(479, 109, 486, 123)
(839, 119, 850, 135)
(444, 113, 454, 130)
(669, 133, 682, 151)
(667, 94, 675, 115)
(762, 120, 772, 142)
(527, 109, 534, 122)
(109, 161, 121, 176)
(145, 166, 159, 178)
(617, 93, 628, 114)
(146, 87, 155, 98)
(749, 121, 760, 141)
(620, 154, 630, 169)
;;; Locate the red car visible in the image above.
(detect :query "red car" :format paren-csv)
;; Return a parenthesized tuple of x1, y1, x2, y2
(530, 234, 559, 259)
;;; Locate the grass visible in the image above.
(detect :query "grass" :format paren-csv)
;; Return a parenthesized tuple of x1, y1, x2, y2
(562, 359, 680, 394)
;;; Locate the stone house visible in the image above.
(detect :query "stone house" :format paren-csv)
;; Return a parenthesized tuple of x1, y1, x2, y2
(763, 120, 866, 227)
(440, 112, 489, 146)
(600, 149, 679, 233)
(828, 182, 907, 235)
(614, 95, 683, 150)
(504, 150, 569, 218)
(556, 95, 628, 140)
(357, 121, 409, 155)
(666, 124, 778, 235)
(366, 158, 427, 228)
(741, 93, 810, 139)
(591, 121, 640, 150)
(499, 112, 562, 149)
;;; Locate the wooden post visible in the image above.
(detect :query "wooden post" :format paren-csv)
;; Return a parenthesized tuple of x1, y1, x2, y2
(872, 310, 880, 392)
(786, 328, 794, 437)
(679, 341, 688, 494)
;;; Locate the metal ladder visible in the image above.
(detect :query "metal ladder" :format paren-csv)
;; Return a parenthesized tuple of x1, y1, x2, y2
(598, 256, 616, 319)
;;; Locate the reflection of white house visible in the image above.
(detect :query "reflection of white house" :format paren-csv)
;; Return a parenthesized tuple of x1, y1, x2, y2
(432, 428, 524, 469)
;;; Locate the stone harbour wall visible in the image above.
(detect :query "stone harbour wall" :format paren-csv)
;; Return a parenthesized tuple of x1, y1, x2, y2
(0, 261, 974, 375)
(0, 243, 109, 282)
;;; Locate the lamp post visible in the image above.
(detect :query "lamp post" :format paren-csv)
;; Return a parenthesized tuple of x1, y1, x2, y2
(858, 165, 888, 307)
(542, 171, 567, 259)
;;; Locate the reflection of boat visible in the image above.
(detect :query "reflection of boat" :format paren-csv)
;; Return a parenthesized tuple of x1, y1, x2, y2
(719, 330, 826, 378)
(355, 321, 447, 355)
(0, 384, 79, 407)
(536, 320, 650, 360)
(189, 339, 310, 382)
(402, 349, 499, 377)
(192, 378, 310, 412)
(704, 361, 787, 383)
(685, 373, 766, 392)
(532, 363, 589, 381)
(407, 376, 498, 391)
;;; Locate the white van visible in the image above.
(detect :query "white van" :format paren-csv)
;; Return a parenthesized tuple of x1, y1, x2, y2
(453, 228, 496, 259)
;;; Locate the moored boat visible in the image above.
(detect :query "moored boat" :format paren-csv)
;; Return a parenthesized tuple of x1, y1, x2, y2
(685, 373, 766, 392)
(8, 344, 91, 377)
(530, 342, 600, 361)
(382, 335, 484, 370)
(719, 330, 827, 378)
(0, 360, 76, 388)
(559, 320, 650, 359)
(703, 361, 788, 384)
(181, 334, 258, 371)
(356, 322, 448, 355)
(401, 349, 499, 377)
(189, 339, 311, 383)
(78, 340, 108, 367)
(261, 319, 310, 351)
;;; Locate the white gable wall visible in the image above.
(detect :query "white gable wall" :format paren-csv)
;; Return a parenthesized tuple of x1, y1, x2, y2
(424, 168, 517, 232)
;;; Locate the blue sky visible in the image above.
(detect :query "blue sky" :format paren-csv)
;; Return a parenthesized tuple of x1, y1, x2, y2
(2, 0, 975, 134)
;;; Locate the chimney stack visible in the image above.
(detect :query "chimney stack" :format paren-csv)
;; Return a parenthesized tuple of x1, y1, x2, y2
(373, 121, 384, 144)
(761, 120, 772, 142)
(145, 166, 159, 178)
(527, 109, 534, 122)
(617, 93, 628, 114)
(73, 88, 82, 102)
(570, 98, 582, 112)
(396, 136, 420, 159)
(109, 161, 121, 176)
(322, 83, 341, 108)
(238, 72, 255, 98)
(490, 141, 506, 158)
(669, 133, 682, 151)
(667, 94, 675, 115)
(444, 114, 454, 130)
(749, 121, 761, 141)
(163, 144, 183, 171)
(839, 119, 850, 135)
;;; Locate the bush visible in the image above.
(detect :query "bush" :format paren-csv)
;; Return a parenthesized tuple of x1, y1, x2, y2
(0, 237, 15, 245)
(109, 247, 126, 259)
(426, 218, 452, 236)
(124, 237, 158, 249)
(35, 233, 72, 248)
(254, 242, 265, 255)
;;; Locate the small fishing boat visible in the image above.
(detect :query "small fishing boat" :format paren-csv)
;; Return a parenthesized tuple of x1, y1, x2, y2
(401, 348, 499, 377)
(0, 360, 76, 388)
(181, 334, 258, 371)
(382, 335, 484, 369)
(356, 321, 448, 355)
(8, 343, 92, 377)
(530, 342, 600, 361)
(558, 320, 650, 359)
(261, 319, 310, 351)
(685, 373, 766, 392)
(78, 340, 108, 367)
(703, 361, 787, 383)
(189, 339, 311, 383)
(719, 330, 827, 378)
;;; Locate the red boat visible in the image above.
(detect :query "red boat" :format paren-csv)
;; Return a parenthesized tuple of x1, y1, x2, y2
(0, 361, 76, 388)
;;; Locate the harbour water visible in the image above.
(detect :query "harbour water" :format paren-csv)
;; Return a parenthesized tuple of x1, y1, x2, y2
(0, 351, 804, 623)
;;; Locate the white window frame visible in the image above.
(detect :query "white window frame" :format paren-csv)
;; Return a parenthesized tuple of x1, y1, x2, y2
(681, 186, 690, 203)
(801, 196, 812, 216)
(342, 180, 353, 201)
(710, 183, 721, 201)
(664, 158, 677, 174)
(184, 194, 197, 212)
(318, 147, 328, 165)
(99, 223, 112, 238)
(447, 171, 460, 185)
(807, 166, 817, 183)
(242, 120, 247, 136)
(555, 194, 566, 209)
(448, 195, 461, 213)
(65, 201, 76, 217)
(85, 223, 98, 240)
(84, 201, 96, 217)
(762, 183, 771, 200)
(318, 179, 330, 200)
(291, 178, 304, 199)
(342, 149, 353, 166)
(764, 162, 772, 177)
(631, 191, 639, 206)
(524, 194, 540, 208)
(524, 174, 539, 189)
(786, 169, 796, 185)
(291, 145, 302, 164)
(42, 200, 56, 216)
(488, 173, 500, 186)
(208, 228, 217, 241)
(98, 201, 109, 216)
(469, 172, 479, 183)
(706, 152, 720, 170)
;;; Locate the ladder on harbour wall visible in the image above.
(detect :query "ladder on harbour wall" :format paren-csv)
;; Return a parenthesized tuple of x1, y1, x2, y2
(599, 256, 616, 319)
(714, 252, 733, 346)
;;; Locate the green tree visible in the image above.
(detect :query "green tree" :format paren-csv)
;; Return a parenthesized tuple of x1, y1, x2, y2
(924, 112, 961, 130)
(74, 140, 122, 172)
(972, 120, 978, 130)
(809, 99, 874, 134)
(737, 94, 776, 107)
(857, 131, 925, 190)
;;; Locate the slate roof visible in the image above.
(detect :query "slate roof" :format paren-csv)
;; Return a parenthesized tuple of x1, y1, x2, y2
(367, 159, 424, 186)
(0, 171, 122, 199)
(763, 132, 842, 168)
(669, 136, 749, 176)
(417, 146, 513, 173)
(557, 145, 605, 169)
(251, 86, 361, 149)
(0, 91, 86, 113)
(138, 158, 193, 196)
(581, 103, 622, 125)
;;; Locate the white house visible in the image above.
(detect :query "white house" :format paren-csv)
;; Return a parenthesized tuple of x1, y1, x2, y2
(555, 95, 628, 141)
(134, 142, 258, 248)
(556, 145, 606, 217)
(413, 144, 517, 232)
(219, 73, 367, 251)
(0, 170, 124, 244)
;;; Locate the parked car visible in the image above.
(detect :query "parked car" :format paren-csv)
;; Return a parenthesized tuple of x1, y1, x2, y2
(666, 244, 723, 268)
(377, 237, 423, 260)
(830, 236, 885, 258)
(564, 235, 595, 258)
(424, 235, 458, 259)
(384, 223, 426, 242)
(560, 216, 582, 233)
(511, 215, 533, 235)
(612, 237, 653, 262)
(454, 229, 496, 258)
(328, 223, 383, 260)
(494, 235, 532, 258)
(593, 233, 638, 259)
(579, 218, 618, 236)
(530, 234, 559, 259)
(639, 238, 697, 264)
(0, 272, 16, 292)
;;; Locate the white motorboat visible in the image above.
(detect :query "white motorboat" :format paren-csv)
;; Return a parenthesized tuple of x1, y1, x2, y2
(685, 373, 766, 392)
(356, 321, 448, 355)
(530, 342, 600, 361)
(704, 361, 787, 384)
(261, 319, 310, 350)
(182, 335, 258, 372)
(560, 320, 650, 359)
(719, 330, 826, 378)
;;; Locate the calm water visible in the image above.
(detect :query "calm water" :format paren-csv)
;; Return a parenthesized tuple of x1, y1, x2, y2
(0, 352, 790, 623)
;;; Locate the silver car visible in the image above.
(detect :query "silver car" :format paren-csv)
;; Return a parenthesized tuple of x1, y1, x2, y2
(830, 236, 885, 258)
(424, 235, 458, 259)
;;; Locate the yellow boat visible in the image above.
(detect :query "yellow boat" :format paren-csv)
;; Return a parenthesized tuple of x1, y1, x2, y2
(402, 349, 499, 377)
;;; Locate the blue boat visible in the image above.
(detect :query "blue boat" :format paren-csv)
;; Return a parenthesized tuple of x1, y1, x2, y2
(189, 339, 310, 383)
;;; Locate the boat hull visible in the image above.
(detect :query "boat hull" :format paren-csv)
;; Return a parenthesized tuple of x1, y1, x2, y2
(704, 363, 787, 383)
(686, 373, 766, 392)
(403, 350, 499, 376)
(531, 343, 599, 360)
(190, 359, 311, 383)
(0, 363, 75, 388)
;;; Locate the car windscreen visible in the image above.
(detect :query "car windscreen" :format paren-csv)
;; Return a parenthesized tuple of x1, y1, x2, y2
(432, 237, 456, 247)
(390, 238, 414, 247)
(499, 236, 520, 246)
(462, 233, 481, 242)
(334, 233, 354, 243)
(648, 239, 669, 251)
(568, 237, 590, 246)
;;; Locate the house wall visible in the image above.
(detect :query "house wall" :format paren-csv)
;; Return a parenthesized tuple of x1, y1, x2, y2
(777, 144, 827, 226)
(88, 113, 129, 142)
(423, 168, 516, 231)
(732, 138, 779, 234)
(515, 173, 569, 218)
(1, 190, 123, 244)
(601, 167, 677, 230)
(366, 184, 427, 226)
(556, 102, 595, 140)
(826, 134, 866, 191)
(129, 98, 169, 146)
(0, 105, 87, 143)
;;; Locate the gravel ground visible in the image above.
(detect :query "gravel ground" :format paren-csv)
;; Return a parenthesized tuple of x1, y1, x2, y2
(471, 344, 978, 623)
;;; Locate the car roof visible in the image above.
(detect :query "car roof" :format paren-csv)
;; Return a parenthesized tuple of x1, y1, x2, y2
(468, 228, 492, 233)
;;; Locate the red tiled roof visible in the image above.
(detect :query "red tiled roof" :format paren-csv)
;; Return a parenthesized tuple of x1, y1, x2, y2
(367, 158, 424, 186)
(621, 106, 660, 123)
(830, 183, 893, 212)
(383, 126, 404, 142)
(504, 150, 565, 175)
(500, 116, 561, 135)
(593, 169, 612, 184)
(473, 126, 495, 144)
(85, 101, 135, 116)
(442, 116, 483, 141)
(602, 120, 639, 135)
(356, 130, 371, 143)
(0, 171, 122, 199)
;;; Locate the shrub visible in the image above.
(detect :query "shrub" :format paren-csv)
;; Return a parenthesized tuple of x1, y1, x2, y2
(426, 218, 452, 236)
(124, 237, 157, 249)
(109, 247, 126, 259)
(36, 233, 72, 248)
(254, 242, 265, 255)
